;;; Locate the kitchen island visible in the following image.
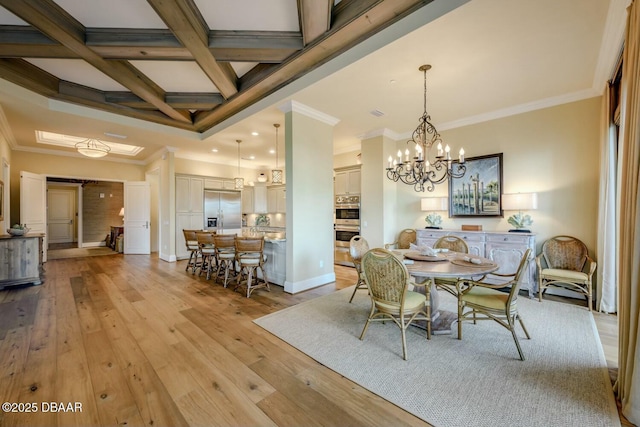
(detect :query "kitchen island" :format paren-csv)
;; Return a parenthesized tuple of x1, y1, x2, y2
(243, 227, 286, 287)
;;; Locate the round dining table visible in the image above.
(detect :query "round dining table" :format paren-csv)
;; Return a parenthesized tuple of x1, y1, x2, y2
(393, 249, 499, 333)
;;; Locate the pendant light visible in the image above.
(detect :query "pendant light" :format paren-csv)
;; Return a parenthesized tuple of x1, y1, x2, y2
(271, 123, 283, 184)
(234, 139, 244, 189)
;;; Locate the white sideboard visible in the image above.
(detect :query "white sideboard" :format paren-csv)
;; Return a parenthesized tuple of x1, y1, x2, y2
(416, 229, 537, 297)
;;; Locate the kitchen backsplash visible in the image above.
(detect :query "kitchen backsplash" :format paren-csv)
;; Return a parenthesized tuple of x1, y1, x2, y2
(245, 213, 286, 228)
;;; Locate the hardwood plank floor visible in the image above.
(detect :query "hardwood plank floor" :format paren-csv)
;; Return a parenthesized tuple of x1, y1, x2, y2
(0, 254, 632, 426)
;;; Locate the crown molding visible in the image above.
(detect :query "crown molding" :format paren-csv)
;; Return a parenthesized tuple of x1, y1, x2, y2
(278, 100, 340, 126)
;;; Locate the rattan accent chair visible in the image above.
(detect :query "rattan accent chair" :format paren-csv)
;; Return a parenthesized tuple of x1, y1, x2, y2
(348, 235, 370, 303)
(235, 237, 270, 298)
(433, 235, 470, 295)
(536, 235, 596, 311)
(196, 231, 217, 280)
(182, 229, 202, 274)
(456, 248, 531, 360)
(359, 248, 431, 360)
(213, 234, 237, 288)
(384, 228, 417, 250)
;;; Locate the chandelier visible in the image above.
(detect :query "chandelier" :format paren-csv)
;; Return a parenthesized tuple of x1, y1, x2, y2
(386, 65, 466, 192)
(75, 138, 111, 158)
(271, 123, 283, 184)
(234, 139, 244, 189)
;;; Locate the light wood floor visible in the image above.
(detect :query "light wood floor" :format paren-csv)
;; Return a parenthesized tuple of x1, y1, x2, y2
(0, 254, 632, 426)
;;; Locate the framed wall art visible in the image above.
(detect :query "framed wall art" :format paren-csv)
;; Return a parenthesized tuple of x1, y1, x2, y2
(448, 153, 503, 217)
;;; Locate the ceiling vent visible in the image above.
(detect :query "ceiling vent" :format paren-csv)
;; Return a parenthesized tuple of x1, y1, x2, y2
(369, 109, 385, 117)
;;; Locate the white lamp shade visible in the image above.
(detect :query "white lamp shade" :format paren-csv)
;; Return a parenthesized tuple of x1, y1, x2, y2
(421, 197, 448, 211)
(118, 207, 124, 217)
(502, 193, 538, 211)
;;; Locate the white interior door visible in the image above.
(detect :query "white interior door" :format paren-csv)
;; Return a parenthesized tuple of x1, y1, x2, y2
(47, 188, 75, 244)
(124, 181, 150, 254)
(20, 171, 47, 261)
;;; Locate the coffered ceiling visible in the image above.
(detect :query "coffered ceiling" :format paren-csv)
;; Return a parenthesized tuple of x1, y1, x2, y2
(0, 0, 629, 170)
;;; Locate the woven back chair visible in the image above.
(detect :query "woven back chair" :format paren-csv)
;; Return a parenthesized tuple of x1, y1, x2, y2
(182, 229, 202, 274)
(359, 248, 431, 360)
(348, 235, 370, 303)
(213, 234, 237, 288)
(536, 235, 596, 310)
(384, 229, 417, 250)
(434, 235, 469, 253)
(235, 237, 270, 297)
(432, 236, 470, 294)
(457, 249, 532, 360)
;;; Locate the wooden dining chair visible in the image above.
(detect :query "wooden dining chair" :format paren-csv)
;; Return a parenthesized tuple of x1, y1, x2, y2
(235, 237, 270, 298)
(196, 231, 217, 280)
(213, 234, 237, 288)
(182, 229, 202, 274)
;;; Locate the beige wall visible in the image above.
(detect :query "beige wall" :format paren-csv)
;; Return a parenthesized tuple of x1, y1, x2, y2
(388, 97, 601, 255)
(0, 125, 10, 232)
(9, 151, 144, 225)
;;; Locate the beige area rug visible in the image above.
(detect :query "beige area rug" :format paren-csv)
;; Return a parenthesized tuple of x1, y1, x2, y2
(254, 288, 620, 427)
(47, 246, 119, 260)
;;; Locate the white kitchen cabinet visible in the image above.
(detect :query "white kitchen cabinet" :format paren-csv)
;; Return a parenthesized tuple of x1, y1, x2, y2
(334, 166, 361, 195)
(416, 229, 536, 296)
(204, 178, 235, 190)
(267, 185, 286, 213)
(253, 183, 267, 213)
(242, 186, 254, 213)
(176, 175, 205, 259)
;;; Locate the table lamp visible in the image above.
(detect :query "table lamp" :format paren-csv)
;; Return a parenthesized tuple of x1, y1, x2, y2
(502, 193, 538, 232)
(118, 207, 124, 224)
(421, 197, 448, 229)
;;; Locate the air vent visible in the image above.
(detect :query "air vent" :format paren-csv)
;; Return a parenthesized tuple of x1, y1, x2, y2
(370, 109, 385, 117)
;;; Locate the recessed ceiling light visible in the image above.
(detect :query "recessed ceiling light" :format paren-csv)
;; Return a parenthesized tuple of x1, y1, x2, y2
(251, 131, 259, 136)
(269, 149, 275, 154)
(389, 79, 396, 84)
(211, 148, 218, 153)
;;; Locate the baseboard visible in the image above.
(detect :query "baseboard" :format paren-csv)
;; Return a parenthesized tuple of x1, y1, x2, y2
(160, 253, 177, 262)
(82, 241, 106, 248)
(284, 272, 336, 294)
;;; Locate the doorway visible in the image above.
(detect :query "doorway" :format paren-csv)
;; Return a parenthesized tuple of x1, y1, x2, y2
(47, 184, 79, 246)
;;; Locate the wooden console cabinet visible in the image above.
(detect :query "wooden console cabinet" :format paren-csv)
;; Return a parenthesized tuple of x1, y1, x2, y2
(0, 234, 44, 290)
(416, 229, 536, 296)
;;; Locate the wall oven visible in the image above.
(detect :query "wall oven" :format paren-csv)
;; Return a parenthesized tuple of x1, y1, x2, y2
(334, 195, 361, 266)
(335, 195, 360, 226)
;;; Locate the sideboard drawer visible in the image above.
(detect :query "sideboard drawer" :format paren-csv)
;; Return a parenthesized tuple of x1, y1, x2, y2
(486, 233, 532, 244)
(448, 231, 485, 242)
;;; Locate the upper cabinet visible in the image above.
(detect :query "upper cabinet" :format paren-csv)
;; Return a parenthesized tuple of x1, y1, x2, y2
(204, 178, 235, 190)
(176, 176, 204, 213)
(267, 185, 286, 213)
(253, 183, 268, 213)
(242, 186, 254, 214)
(334, 166, 361, 195)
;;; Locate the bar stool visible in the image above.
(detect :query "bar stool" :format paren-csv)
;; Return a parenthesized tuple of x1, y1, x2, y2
(182, 229, 202, 274)
(196, 231, 217, 280)
(234, 236, 270, 298)
(213, 234, 237, 288)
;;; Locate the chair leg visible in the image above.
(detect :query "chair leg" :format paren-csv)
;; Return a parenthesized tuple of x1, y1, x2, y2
(517, 314, 531, 339)
(400, 317, 408, 360)
(186, 250, 194, 272)
(587, 283, 593, 311)
(508, 316, 526, 361)
(359, 306, 375, 340)
(457, 302, 463, 340)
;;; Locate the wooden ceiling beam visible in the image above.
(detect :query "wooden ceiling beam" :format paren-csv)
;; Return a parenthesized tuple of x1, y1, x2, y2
(147, 0, 238, 99)
(0, 58, 195, 129)
(194, 0, 433, 131)
(0, 0, 191, 124)
(297, 0, 333, 45)
(0, 26, 302, 62)
(105, 92, 223, 110)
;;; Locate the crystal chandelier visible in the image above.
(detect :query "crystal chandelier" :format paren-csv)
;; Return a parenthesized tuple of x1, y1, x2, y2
(386, 65, 466, 192)
(75, 138, 111, 158)
(234, 139, 244, 189)
(271, 123, 283, 184)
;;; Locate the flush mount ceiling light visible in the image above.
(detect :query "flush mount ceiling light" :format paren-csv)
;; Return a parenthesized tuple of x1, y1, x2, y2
(234, 139, 244, 189)
(271, 123, 283, 184)
(386, 64, 466, 192)
(75, 138, 111, 158)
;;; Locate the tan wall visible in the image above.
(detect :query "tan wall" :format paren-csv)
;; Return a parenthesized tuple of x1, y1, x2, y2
(9, 151, 144, 225)
(394, 97, 602, 255)
(0, 125, 10, 232)
(82, 181, 124, 243)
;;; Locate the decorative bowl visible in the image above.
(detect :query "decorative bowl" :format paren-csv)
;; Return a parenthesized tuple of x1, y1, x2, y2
(7, 228, 30, 236)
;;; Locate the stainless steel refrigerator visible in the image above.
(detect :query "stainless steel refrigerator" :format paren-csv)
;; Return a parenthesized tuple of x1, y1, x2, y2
(204, 190, 242, 231)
